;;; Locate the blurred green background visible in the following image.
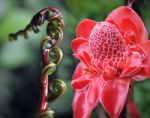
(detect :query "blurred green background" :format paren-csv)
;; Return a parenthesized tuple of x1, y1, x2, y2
(0, 0, 150, 118)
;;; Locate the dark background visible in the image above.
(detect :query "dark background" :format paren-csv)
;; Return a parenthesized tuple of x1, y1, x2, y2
(0, 0, 150, 118)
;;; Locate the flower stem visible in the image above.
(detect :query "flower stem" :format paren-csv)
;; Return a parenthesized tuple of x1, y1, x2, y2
(39, 75, 48, 111)
(39, 49, 50, 111)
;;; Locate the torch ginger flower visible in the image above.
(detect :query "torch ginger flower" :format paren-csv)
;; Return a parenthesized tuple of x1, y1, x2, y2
(71, 4, 150, 118)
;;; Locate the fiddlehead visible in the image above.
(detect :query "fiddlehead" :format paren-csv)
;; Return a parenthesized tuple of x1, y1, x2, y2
(9, 7, 66, 118)
(48, 79, 66, 103)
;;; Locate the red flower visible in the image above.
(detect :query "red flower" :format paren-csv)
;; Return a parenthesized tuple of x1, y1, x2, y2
(71, 6, 150, 118)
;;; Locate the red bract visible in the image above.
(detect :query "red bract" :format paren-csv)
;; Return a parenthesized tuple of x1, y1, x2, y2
(128, 102, 140, 118)
(71, 6, 150, 118)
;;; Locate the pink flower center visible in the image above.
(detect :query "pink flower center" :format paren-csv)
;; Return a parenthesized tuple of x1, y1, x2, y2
(89, 22, 127, 69)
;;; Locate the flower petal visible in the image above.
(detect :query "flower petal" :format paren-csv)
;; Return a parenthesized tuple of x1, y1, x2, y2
(72, 78, 91, 91)
(72, 62, 95, 91)
(87, 77, 105, 107)
(132, 41, 150, 81)
(121, 51, 142, 77)
(71, 37, 92, 67)
(77, 51, 92, 67)
(72, 90, 93, 118)
(76, 19, 96, 39)
(100, 78, 130, 118)
(72, 77, 105, 118)
(71, 37, 88, 54)
(103, 66, 118, 81)
(106, 6, 148, 43)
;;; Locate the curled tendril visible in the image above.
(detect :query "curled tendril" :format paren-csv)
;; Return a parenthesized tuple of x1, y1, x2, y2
(41, 36, 56, 49)
(47, 18, 64, 29)
(47, 79, 67, 103)
(37, 109, 54, 118)
(8, 7, 63, 41)
(42, 63, 56, 76)
(49, 47, 63, 64)
(46, 27, 63, 45)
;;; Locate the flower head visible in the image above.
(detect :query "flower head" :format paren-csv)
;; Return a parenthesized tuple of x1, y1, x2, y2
(71, 5, 150, 118)
(89, 22, 126, 73)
